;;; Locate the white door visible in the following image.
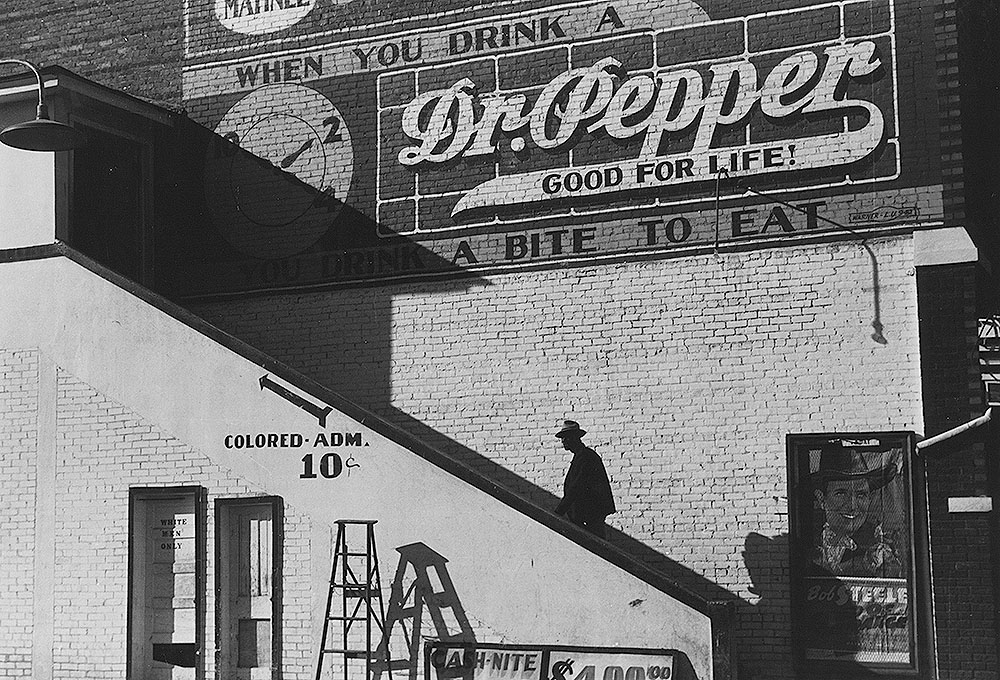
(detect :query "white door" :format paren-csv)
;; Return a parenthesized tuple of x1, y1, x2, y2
(219, 501, 278, 680)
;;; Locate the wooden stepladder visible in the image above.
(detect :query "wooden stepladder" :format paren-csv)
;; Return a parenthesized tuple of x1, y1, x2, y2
(316, 520, 391, 680)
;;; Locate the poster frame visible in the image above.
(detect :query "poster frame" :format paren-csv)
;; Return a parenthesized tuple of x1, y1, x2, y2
(786, 431, 933, 678)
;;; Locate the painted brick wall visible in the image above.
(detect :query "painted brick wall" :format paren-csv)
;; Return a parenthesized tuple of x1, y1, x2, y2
(51, 367, 315, 679)
(0, 0, 981, 676)
(0, 349, 38, 677)
(371, 0, 901, 236)
(192, 235, 924, 679)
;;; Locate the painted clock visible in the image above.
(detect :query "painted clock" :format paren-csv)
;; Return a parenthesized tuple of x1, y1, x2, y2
(204, 83, 353, 259)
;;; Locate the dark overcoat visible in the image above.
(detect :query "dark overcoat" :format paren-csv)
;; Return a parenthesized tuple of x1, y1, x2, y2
(555, 446, 616, 519)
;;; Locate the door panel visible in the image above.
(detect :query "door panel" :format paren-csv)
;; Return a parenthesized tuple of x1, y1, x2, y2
(129, 488, 203, 680)
(217, 499, 282, 680)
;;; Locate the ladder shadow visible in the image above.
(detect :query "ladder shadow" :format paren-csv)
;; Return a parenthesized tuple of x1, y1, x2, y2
(370, 541, 706, 680)
(374, 542, 477, 680)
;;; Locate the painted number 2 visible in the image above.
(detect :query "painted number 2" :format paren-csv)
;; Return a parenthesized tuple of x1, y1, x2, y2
(322, 115, 342, 144)
(301, 452, 343, 479)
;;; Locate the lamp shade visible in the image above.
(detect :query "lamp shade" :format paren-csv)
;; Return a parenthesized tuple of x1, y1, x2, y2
(0, 117, 86, 151)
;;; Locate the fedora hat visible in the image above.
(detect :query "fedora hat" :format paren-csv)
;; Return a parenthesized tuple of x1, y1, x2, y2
(556, 420, 586, 439)
(812, 442, 897, 491)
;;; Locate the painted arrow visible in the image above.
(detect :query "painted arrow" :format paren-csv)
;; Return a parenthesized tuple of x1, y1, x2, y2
(259, 374, 333, 427)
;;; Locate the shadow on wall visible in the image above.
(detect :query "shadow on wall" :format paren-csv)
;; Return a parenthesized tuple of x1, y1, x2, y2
(164, 119, 744, 608)
(739, 532, 792, 680)
(366, 540, 705, 680)
(386, 411, 736, 605)
(166, 121, 738, 607)
(155, 116, 488, 301)
(375, 542, 477, 680)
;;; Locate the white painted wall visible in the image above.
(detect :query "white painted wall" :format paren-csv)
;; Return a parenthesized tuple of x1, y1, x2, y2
(0, 255, 714, 677)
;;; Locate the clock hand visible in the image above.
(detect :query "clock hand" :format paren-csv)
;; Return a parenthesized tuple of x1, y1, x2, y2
(280, 138, 314, 168)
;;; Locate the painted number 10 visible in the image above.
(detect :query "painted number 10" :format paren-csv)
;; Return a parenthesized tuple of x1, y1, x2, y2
(301, 453, 343, 479)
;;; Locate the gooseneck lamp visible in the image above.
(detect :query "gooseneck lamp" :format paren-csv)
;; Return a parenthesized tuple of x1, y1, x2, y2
(0, 59, 85, 151)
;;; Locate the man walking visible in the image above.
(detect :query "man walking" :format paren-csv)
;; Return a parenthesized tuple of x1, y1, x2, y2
(554, 420, 616, 538)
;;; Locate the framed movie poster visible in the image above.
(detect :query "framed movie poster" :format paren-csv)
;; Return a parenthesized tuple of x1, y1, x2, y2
(787, 432, 928, 675)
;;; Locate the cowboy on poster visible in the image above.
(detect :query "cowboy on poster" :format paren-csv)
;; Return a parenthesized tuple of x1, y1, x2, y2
(793, 436, 913, 666)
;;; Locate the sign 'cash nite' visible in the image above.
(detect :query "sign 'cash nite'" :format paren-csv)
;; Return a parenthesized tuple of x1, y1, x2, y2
(388, 39, 890, 220)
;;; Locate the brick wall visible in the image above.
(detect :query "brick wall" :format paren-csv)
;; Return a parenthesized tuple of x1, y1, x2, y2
(0, 2, 184, 106)
(193, 235, 924, 679)
(0, 0, 981, 676)
(50, 367, 316, 679)
(917, 262, 999, 679)
(932, 0, 966, 229)
(371, 0, 900, 236)
(0, 349, 38, 677)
